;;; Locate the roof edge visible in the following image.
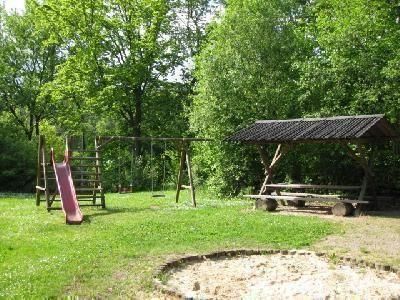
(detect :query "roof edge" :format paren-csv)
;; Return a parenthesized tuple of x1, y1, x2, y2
(255, 114, 385, 123)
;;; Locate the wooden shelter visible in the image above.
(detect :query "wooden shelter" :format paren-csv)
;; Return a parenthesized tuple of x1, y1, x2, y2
(227, 114, 398, 216)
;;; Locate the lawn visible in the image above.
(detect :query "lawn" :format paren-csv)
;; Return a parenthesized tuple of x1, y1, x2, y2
(0, 191, 337, 298)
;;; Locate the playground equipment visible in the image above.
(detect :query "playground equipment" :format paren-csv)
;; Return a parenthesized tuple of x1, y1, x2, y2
(37, 135, 210, 209)
(96, 136, 211, 207)
(50, 148, 83, 224)
(36, 136, 106, 210)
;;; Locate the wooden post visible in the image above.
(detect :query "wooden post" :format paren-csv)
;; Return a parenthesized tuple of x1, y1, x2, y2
(342, 144, 375, 194)
(358, 172, 368, 202)
(186, 144, 196, 207)
(343, 143, 376, 215)
(258, 144, 288, 195)
(175, 141, 197, 207)
(175, 141, 186, 203)
(95, 137, 106, 209)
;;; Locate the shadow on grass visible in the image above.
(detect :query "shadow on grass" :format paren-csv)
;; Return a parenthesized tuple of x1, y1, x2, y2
(276, 205, 400, 219)
(367, 209, 400, 219)
(82, 207, 154, 222)
(276, 205, 333, 216)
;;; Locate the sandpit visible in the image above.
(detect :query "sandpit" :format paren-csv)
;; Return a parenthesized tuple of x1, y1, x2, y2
(159, 251, 400, 299)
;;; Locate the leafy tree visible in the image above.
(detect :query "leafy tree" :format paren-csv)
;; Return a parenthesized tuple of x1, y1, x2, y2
(36, 0, 219, 146)
(0, 3, 61, 140)
(297, 0, 400, 122)
(190, 0, 307, 195)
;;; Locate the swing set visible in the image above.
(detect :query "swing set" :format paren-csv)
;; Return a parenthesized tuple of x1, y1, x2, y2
(97, 136, 211, 207)
(116, 138, 168, 197)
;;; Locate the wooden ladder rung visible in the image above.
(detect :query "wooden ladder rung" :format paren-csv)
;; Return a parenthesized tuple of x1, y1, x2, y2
(71, 172, 101, 176)
(73, 179, 100, 183)
(77, 195, 103, 199)
(76, 187, 102, 191)
(71, 165, 99, 168)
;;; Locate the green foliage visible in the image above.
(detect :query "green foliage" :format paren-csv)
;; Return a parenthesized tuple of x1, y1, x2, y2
(190, 0, 400, 195)
(0, 192, 336, 297)
(298, 0, 400, 120)
(190, 0, 306, 194)
(0, 4, 61, 140)
(0, 116, 36, 192)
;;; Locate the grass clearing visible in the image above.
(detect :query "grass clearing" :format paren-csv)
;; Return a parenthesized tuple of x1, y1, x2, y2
(0, 191, 337, 298)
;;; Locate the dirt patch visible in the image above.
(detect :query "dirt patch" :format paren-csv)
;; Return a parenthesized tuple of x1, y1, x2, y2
(165, 253, 400, 299)
(312, 211, 400, 267)
(272, 205, 400, 267)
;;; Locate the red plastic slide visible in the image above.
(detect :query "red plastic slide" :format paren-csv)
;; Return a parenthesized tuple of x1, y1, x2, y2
(51, 149, 83, 225)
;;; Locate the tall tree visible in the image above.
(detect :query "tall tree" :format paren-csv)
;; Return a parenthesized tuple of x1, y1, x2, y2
(297, 0, 400, 122)
(190, 0, 307, 194)
(36, 0, 219, 147)
(0, 3, 61, 140)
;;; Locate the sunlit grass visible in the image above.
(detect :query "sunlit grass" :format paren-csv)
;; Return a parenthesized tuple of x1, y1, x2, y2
(0, 191, 337, 298)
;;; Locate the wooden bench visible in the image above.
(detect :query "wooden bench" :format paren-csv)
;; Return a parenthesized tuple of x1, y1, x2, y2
(245, 183, 369, 216)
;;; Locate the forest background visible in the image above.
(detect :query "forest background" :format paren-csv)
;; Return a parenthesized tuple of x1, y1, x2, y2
(1, 0, 400, 195)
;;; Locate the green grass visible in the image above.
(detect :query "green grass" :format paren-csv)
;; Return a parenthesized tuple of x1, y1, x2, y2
(0, 191, 337, 298)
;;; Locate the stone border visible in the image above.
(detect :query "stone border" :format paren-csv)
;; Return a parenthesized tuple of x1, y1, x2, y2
(153, 249, 400, 298)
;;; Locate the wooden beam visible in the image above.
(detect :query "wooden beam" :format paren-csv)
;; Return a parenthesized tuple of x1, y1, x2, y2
(258, 144, 290, 195)
(175, 142, 197, 207)
(358, 172, 368, 202)
(276, 191, 342, 198)
(244, 194, 369, 204)
(96, 136, 211, 149)
(263, 183, 361, 190)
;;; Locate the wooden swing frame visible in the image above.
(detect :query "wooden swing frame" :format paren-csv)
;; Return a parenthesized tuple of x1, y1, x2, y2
(96, 136, 211, 207)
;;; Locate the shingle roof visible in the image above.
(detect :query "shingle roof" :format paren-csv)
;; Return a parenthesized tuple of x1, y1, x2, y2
(227, 114, 398, 144)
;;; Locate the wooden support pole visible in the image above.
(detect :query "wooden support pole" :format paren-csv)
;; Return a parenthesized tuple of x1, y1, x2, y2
(257, 144, 289, 195)
(175, 142, 186, 203)
(175, 141, 197, 207)
(358, 172, 368, 202)
(94, 137, 106, 208)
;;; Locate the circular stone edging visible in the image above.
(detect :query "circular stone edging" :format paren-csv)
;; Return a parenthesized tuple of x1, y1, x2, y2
(153, 249, 400, 298)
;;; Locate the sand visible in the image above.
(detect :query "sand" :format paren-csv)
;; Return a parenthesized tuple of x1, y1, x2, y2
(166, 252, 400, 299)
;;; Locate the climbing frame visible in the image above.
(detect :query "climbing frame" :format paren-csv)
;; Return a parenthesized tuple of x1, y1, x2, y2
(35, 135, 105, 210)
